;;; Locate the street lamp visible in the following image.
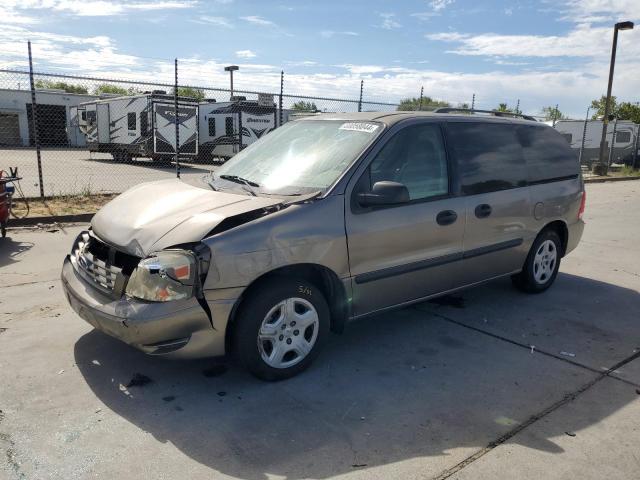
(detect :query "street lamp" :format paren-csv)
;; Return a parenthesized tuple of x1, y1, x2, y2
(224, 65, 239, 100)
(598, 21, 634, 171)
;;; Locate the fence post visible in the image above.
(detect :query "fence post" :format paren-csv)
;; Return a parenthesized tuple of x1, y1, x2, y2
(174, 58, 180, 178)
(279, 70, 284, 127)
(579, 106, 590, 165)
(632, 122, 639, 170)
(608, 118, 617, 166)
(471, 93, 475, 110)
(358, 80, 363, 112)
(28, 41, 45, 199)
(418, 86, 424, 111)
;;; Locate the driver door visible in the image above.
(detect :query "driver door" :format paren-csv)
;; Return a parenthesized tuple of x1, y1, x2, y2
(345, 121, 466, 316)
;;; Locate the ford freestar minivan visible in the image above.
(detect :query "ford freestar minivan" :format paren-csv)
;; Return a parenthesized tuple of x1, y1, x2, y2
(61, 111, 585, 380)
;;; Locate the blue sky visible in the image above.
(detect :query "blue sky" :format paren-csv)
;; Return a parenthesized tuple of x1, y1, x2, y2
(0, 0, 638, 117)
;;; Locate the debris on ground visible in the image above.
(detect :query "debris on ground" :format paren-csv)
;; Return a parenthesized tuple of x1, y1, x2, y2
(565, 431, 576, 437)
(95, 408, 101, 413)
(428, 295, 466, 308)
(560, 351, 576, 357)
(352, 464, 367, 468)
(162, 395, 176, 402)
(0, 328, 7, 334)
(530, 345, 536, 354)
(217, 391, 227, 397)
(202, 364, 227, 377)
(57, 369, 64, 375)
(126, 373, 153, 388)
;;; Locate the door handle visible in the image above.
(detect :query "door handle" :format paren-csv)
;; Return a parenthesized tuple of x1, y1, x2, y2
(474, 204, 492, 218)
(436, 210, 458, 226)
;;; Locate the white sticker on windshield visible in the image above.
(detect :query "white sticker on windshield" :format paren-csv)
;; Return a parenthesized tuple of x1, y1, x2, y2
(339, 122, 379, 133)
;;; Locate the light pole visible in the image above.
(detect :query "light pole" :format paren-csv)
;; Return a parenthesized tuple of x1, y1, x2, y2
(224, 65, 239, 100)
(598, 21, 634, 171)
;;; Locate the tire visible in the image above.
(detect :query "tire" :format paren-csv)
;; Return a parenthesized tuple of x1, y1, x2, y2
(233, 277, 330, 381)
(512, 229, 562, 293)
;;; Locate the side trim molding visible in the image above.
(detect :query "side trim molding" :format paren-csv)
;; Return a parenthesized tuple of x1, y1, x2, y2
(354, 237, 524, 285)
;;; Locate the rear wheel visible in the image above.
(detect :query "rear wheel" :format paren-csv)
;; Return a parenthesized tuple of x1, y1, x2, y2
(234, 278, 330, 381)
(512, 229, 562, 293)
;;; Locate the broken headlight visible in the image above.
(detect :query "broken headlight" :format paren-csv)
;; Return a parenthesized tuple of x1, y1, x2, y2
(125, 250, 197, 302)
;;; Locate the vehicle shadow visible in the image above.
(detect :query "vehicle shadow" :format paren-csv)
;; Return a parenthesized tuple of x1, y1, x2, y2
(0, 237, 34, 269)
(74, 273, 640, 479)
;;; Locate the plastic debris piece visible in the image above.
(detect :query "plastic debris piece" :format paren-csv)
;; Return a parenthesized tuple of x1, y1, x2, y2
(560, 351, 576, 357)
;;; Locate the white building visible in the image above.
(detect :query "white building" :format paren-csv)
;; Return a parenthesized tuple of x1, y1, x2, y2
(0, 88, 100, 147)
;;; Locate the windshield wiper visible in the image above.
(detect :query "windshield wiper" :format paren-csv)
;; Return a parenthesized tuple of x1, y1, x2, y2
(219, 174, 259, 197)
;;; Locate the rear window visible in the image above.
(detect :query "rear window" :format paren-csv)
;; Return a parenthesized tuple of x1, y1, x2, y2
(127, 112, 136, 130)
(515, 125, 578, 183)
(446, 122, 526, 195)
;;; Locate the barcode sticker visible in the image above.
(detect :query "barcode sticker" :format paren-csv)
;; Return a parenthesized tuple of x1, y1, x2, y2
(339, 122, 379, 133)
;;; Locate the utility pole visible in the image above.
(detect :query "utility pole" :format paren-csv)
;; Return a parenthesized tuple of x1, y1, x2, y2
(358, 80, 364, 112)
(279, 70, 284, 127)
(598, 21, 634, 170)
(418, 86, 424, 111)
(174, 58, 180, 178)
(471, 93, 475, 110)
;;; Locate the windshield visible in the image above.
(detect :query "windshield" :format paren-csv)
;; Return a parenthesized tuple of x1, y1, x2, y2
(211, 120, 382, 195)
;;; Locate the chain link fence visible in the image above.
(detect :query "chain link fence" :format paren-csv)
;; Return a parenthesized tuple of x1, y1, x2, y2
(1, 52, 638, 206)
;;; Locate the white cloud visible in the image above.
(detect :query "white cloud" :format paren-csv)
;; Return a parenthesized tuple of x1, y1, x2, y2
(379, 13, 401, 30)
(196, 16, 233, 28)
(50, 0, 196, 16)
(426, 23, 640, 58)
(320, 30, 358, 38)
(236, 49, 256, 59)
(559, 0, 639, 23)
(430, 0, 454, 12)
(240, 15, 276, 27)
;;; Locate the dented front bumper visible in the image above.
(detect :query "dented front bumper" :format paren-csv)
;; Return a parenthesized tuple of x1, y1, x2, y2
(61, 255, 226, 358)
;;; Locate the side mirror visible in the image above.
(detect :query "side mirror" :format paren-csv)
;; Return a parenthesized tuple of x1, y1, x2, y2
(357, 181, 410, 207)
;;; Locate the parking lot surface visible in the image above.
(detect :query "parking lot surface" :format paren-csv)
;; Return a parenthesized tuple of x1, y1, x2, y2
(1, 181, 639, 480)
(1, 148, 215, 197)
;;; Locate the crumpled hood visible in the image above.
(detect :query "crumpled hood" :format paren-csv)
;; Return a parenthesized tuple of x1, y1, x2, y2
(91, 179, 282, 257)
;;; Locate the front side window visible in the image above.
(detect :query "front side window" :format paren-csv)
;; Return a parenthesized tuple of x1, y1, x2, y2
(366, 123, 448, 201)
(208, 117, 216, 137)
(127, 112, 136, 131)
(447, 122, 526, 195)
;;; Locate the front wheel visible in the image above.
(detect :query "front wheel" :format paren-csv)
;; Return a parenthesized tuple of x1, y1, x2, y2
(234, 278, 330, 381)
(512, 229, 562, 293)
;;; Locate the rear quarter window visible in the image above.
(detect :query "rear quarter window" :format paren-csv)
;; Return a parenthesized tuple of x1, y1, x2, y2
(516, 125, 579, 183)
(446, 122, 526, 195)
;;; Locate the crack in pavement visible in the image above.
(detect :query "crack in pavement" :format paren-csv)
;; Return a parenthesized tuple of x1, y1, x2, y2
(416, 306, 640, 388)
(1, 278, 60, 289)
(417, 308, 640, 480)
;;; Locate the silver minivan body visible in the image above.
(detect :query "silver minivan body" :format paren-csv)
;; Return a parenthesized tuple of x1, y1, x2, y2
(61, 112, 585, 365)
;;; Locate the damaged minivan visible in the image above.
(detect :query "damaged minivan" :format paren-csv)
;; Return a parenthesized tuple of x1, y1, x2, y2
(62, 111, 585, 380)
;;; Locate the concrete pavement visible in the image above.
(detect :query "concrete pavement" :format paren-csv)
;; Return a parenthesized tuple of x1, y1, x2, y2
(0, 181, 639, 479)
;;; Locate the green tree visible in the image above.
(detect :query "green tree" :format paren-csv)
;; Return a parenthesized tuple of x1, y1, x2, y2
(495, 103, 514, 113)
(616, 102, 640, 124)
(590, 95, 616, 120)
(94, 84, 133, 95)
(175, 87, 206, 101)
(541, 106, 566, 121)
(34, 80, 88, 94)
(291, 101, 318, 111)
(397, 96, 449, 111)
(590, 96, 640, 123)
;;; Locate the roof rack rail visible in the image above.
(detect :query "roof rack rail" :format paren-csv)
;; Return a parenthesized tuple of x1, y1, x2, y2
(433, 107, 538, 122)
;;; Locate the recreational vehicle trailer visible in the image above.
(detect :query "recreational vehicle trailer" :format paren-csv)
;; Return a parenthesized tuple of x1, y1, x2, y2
(198, 100, 277, 161)
(77, 93, 199, 162)
(554, 119, 639, 166)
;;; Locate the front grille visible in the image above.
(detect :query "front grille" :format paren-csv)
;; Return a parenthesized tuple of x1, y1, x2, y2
(71, 232, 139, 297)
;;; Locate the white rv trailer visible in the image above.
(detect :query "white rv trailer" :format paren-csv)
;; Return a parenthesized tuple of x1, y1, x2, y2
(198, 100, 277, 161)
(76, 93, 199, 162)
(554, 119, 639, 166)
